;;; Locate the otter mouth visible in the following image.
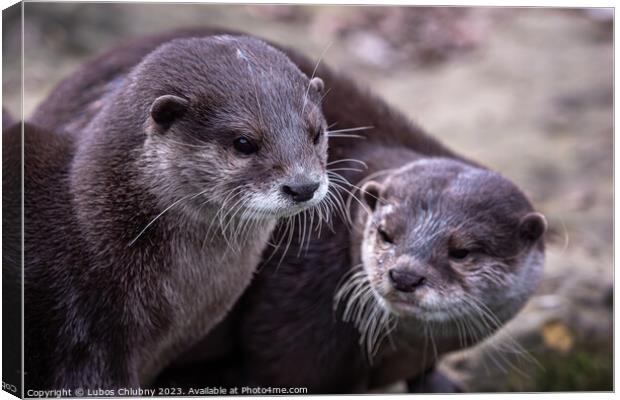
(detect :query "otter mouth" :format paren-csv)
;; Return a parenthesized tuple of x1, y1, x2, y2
(246, 194, 326, 219)
(379, 295, 453, 322)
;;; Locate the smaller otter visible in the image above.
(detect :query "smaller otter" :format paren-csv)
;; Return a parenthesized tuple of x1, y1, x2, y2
(346, 156, 546, 389)
(22, 35, 330, 390)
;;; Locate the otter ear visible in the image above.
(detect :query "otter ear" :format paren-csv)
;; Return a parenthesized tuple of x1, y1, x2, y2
(361, 181, 383, 211)
(310, 77, 324, 94)
(150, 95, 188, 129)
(519, 212, 547, 242)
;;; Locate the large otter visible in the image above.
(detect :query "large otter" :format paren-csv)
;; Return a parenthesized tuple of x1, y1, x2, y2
(20, 35, 330, 390)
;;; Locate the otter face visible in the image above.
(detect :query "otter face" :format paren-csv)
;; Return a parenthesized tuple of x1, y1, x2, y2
(138, 36, 329, 220)
(359, 158, 546, 337)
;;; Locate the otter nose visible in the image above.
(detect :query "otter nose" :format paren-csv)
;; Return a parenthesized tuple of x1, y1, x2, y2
(389, 268, 426, 293)
(281, 182, 320, 203)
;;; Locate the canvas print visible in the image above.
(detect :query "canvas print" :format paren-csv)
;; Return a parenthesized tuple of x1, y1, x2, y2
(1, 2, 613, 397)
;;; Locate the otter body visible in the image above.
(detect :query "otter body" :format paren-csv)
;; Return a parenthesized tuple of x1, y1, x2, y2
(24, 34, 329, 389)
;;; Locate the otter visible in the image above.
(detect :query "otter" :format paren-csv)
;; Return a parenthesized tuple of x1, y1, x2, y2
(21, 35, 330, 390)
(26, 27, 545, 392)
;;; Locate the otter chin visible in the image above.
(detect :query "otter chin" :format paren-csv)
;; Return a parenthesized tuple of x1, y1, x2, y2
(358, 158, 546, 334)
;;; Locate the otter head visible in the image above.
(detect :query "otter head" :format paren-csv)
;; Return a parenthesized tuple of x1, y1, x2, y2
(127, 35, 329, 221)
(358, 158, 546, 340)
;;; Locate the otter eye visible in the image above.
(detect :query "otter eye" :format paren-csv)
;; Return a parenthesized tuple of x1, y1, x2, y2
(313, 127, 323, 145)
(377, 227, 394, 244)
(233, 137, 259, 155)
(449, 248, 470, 260)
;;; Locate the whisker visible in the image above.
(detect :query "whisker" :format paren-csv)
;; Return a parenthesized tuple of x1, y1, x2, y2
(327, 158, 368, 169)
(129, 188, 210, 246)
(334, 264, 395, 363)
(302, 40, 333, 114)
(326, 125, 374, 134)
(327, 133, 366, 140)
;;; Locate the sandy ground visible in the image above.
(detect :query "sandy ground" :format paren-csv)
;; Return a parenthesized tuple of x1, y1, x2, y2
(3, 4, 613, 391)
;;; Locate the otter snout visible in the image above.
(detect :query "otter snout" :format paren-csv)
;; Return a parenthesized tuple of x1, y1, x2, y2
(389, 267, 427, 293)
(281, 181, 321, 203)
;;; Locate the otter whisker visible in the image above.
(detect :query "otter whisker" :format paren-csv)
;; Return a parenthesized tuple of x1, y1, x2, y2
(129, 187, 210, 246)
(202, 186, 246, 248)
(240, 204, 269, 237)
(328, 171, 372, 195)
(207, 185, 247, 226)
(210, 193, 244, 245)
(222, 195, 256, 252)
(220, 197, 253, 255)
(318, 87, 332, 105)
(327, 158, 368, 169)
(460, 296, 534, 378)
(366, 305, 394, 359)
(219, 193, 250, 240)
(323, 186, 349, 229)
(305, 208, 315, 255)
(234, 205, 262, 242)
(428, 320, 439, 362)
(294, 211, 305, 256)
(313, 202, 325, 234)
(466, 294, 541, 371)
(263, 219, 291, 265)
(326, 125, 374, 135)
(302, 40, 332, 114)
(326, 170, 388, 227)
(328, 178, 373, 225)
(333, 264, 364, 305)
(328, 167, 364, 173)
(450, 309, 466, 348)
(327, 133, 366, 140)
(274, 214, 296, 272)
(334, 265, 393, 363)
(231, 203, 255, 241)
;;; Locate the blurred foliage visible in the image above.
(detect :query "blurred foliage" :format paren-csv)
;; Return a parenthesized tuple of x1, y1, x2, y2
(533, 350, 613, 391)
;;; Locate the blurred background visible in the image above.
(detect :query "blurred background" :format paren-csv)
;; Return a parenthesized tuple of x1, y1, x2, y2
(3, 3, 613, 392)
